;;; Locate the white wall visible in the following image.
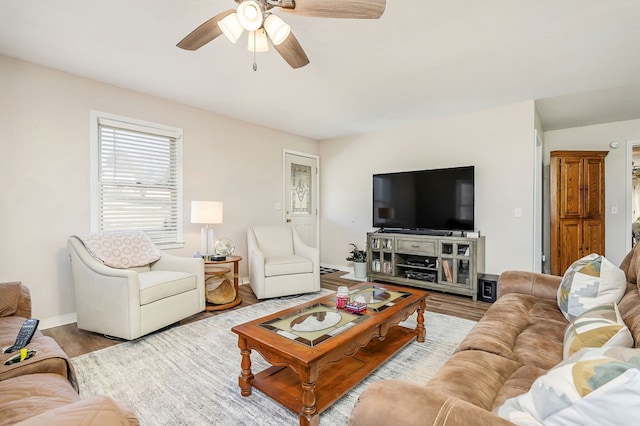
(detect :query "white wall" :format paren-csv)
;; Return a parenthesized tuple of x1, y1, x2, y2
(544, 119, 640, 267)
(4, 53, 638, 327)
(0, 55, 317, 327)
(318, 101, 538, 275)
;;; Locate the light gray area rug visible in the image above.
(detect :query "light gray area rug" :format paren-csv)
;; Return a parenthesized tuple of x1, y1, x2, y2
(72, 290, 476, 425)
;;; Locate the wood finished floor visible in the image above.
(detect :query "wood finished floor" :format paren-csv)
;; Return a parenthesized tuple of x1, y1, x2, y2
(43, 271, 490, 358)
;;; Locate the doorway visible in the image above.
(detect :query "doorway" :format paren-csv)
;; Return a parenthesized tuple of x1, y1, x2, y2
(533, 129, 543, 272)
(283, 150, 319, 248)
(627, 140, 640, 252)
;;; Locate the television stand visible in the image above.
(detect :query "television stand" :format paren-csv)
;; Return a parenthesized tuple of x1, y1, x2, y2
(367, 232, 485, 301)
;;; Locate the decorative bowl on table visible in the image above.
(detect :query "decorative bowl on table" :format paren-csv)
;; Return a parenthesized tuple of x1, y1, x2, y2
(214, 238, 235, 256)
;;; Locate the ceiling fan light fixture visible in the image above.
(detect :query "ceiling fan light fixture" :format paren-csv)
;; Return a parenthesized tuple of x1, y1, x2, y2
(264, 14, 291, 46)
(247, 29, 270, 52)
(218, 13, 244, 43)
(237, 1, 263, 31)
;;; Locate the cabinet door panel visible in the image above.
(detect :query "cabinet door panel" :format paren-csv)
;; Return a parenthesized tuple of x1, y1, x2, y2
(583, 219, 604, 255)
(396, 239, 436, 255)
(559, 157, 583, 219)
(558, 219, 583, 274)
(583, 157, 605, 218)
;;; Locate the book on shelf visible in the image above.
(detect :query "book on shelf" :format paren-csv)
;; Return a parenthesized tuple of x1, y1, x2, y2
(443, 260, 453, 282)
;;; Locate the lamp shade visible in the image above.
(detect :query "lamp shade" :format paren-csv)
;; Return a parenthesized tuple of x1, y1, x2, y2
(190, 201, 223, 224)
(237, 1, 263, 31)
(247, 29, 269, 52)
(264, 14, 290, 46)
(218, 13, 244, 43)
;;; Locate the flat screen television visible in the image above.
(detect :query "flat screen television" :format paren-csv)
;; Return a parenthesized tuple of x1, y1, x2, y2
(372, 166, 474, 233)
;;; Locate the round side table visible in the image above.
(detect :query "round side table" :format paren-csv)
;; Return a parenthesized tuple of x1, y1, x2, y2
(204, 255, 242, 311)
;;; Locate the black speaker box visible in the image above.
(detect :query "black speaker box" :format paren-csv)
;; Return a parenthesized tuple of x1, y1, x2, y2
(478, 273, 499, 303)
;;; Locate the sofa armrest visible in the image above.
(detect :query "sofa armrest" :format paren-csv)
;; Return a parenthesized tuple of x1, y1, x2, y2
(151, 253, 205, 308)
(497, 271, 562, 301)
(247, 228, 266, 297)
(292, 229, 320, 276)
(349, 381, 513, 426)
(0, 282, 31, 318)
(151, 253, 204, 286)
(151, 252, 203, 275)
(15, 394, 140, 426)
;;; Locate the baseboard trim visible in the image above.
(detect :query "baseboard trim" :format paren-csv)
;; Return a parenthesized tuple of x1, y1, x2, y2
(43, 278, 254, 329)
(40, 312, 77, 330)
(321, 263, 350, 272)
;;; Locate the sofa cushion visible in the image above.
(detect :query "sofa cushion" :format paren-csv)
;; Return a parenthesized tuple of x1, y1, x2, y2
(456, 293, 566, 370)
(0, 373, 80, 426)
(75, 230, 162, 268)
(618, 283, 640, 347)
(15, 395, 139, 426)
(425, 350, 523, 411)
(563, 302, 633, 359)
(491, 365, 549, 411)
(496, 347, 640, 425)
(264, 255, 313, 277)
(557, 254, 626, 321)
(138, 271, 197, 305)
(0, 282, 21, 317)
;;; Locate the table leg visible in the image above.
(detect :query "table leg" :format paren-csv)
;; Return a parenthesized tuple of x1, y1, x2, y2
(299, 369, 319, 426)
(416, 298, 426, 343)
(238, 338, 254, 397)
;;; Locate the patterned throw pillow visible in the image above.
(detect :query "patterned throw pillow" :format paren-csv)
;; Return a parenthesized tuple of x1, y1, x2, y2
(76, 230, 162, 268)
(557, 254, 626, 321)
(563, 302, 633, 359)
(497, 347, 640, 425)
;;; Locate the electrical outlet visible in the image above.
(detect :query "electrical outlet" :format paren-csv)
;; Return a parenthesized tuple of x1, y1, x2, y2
(515, 208, 522, 218)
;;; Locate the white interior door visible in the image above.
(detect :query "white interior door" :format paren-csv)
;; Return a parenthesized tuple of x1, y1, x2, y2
(284, 151, 319, 248)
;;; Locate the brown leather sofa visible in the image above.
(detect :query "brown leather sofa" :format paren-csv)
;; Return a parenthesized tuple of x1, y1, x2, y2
(349, 247, 640, 426)
(0, 281, 139, 425)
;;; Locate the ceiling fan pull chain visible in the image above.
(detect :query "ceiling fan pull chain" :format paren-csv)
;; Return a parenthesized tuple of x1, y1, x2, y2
(253, 32, 258, 71)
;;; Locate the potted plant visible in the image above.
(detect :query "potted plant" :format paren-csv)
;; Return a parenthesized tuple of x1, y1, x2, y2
(346, 243, 367, 278)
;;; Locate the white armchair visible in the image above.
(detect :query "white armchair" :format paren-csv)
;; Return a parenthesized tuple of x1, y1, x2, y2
(68, 232, 205, 340)
(247, 225, 320, 299)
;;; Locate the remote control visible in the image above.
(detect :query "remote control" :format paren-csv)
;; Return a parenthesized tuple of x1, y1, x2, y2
(6, 318, 39, 353)
(4, 349, 37, 365)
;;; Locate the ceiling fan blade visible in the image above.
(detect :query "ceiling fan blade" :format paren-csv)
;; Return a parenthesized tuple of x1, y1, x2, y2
(280, 0, 386, 19)
(177, 9, 235, 50)
(273, 31, 310, 69)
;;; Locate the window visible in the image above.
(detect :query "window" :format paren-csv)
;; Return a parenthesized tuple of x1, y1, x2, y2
(90, 111, 184, 248)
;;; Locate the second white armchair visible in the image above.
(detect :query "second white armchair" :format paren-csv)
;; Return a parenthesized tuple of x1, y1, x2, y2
(247, 225, 320, 299)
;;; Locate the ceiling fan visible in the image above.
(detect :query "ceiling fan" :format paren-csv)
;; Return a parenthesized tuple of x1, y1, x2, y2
(177, 0, 386, 69)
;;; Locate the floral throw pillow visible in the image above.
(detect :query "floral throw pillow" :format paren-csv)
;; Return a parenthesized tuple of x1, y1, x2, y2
(76, 230, 161, 268)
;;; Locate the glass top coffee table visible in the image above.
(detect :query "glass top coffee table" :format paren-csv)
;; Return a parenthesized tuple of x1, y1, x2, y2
(231, 282, 428, 426)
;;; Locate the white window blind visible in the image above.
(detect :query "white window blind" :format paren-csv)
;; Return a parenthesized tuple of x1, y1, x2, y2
(94, 113, 183, 247)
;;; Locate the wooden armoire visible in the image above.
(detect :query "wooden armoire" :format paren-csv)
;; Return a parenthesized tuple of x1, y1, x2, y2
(550, 151, 608, 275)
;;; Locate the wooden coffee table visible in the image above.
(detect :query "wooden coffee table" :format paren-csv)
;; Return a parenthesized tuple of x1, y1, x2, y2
(231, 282, 428, 426)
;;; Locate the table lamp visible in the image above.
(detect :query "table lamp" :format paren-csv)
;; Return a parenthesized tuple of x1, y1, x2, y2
(190, 201, 223, 260)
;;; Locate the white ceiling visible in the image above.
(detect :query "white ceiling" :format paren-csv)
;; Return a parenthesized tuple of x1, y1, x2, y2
(1, 0, 639, 140)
